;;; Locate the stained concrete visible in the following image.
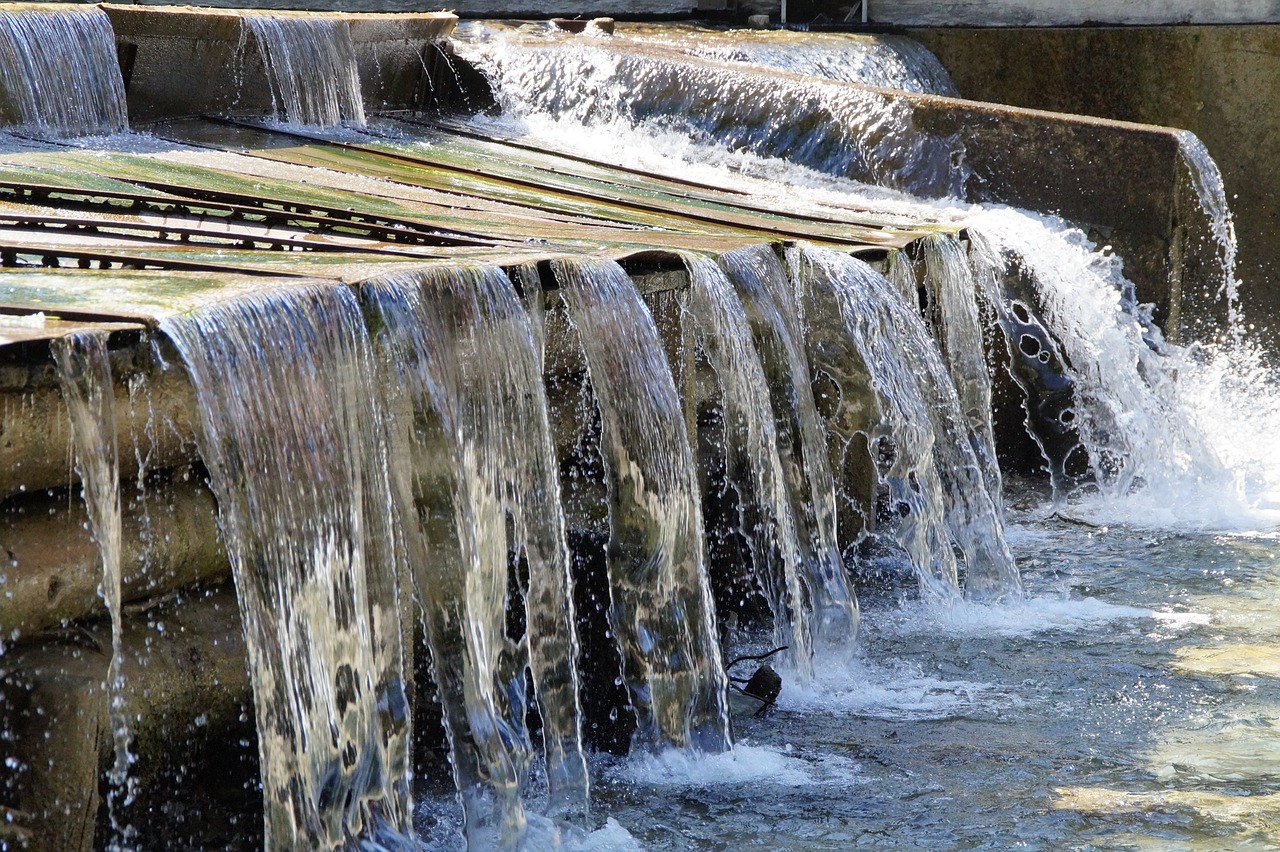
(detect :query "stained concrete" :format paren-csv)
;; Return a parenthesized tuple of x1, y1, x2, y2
(905, 25, 1280, 340)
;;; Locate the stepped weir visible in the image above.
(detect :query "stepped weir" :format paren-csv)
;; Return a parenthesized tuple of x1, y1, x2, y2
(0, 5, 1274, 851)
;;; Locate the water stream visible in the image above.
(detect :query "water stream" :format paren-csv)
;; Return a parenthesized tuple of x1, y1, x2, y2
(364, 264, 589, 848)
(243, 15, 366, 129)
(551, 256, 731, 755)
(0, 5, 127, 138)
(160, 287, 414, 849)
(51, 332, 135, 849)
(3, 10, 1280, 851)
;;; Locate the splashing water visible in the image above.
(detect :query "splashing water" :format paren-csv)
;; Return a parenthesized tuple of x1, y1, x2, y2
(455, 31, 966, 198)
(365, 264, 589, 847)
(640, 28, 960, 96)
(51, 332, 136, 849)
(552, 257, 731, 754)
(160, 286, 413, 849)
(1175, 130, 1240, 332)
(0, 6, 127, 137)
(243, 15, 365, 129)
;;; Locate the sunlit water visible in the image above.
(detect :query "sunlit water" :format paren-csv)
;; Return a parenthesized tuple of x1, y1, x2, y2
(411, 517, 1280, 849)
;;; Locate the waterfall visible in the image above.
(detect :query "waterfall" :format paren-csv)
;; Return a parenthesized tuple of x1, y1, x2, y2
(682, 252, 817, 672)
(457, 34, 965, 198)
(51, 332, 135, 848)
(798, 246, 1020, 601)
(243, 15, 365, 129)
(675, 31, 959, 95)
(0, 6, 127, 138)
(704, 246, 859, 658)
(364, 264, 589, 847)
(965, 210, 1246, 514)
(1175, 129, 1241, 332)
(160, 286, 413, 850)
(552, 256, 731, 753)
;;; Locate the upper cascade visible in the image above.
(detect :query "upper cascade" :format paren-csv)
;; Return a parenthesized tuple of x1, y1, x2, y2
(0, 5, 127, 138)
(243, 14, 366, 129)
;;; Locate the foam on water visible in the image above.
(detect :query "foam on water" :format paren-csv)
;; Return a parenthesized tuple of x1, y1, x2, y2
(776, 653, 1015, 720)
(873, 594, 1207, 640)
(610, 742, 855, 789)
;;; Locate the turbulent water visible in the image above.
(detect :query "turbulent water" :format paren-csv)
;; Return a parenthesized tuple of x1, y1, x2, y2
(411, 22, 1280, 849)
(243, 15, 365, 129)
(7, 14, 1280, 851)
(456, 28, 966, 198)
(0, 6, 127, 137)
(161, 287, 413, 849)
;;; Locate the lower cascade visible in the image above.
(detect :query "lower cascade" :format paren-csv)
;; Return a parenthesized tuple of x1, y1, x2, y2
(0, 7, 1278, 852)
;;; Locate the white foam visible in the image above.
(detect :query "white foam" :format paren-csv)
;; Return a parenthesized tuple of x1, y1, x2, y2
(872, 594, 1208, 640)
(776, 653, 1014, 720)
(612, 743, 818, 788)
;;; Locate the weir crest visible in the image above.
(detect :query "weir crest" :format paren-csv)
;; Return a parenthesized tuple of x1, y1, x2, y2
(0, 6, 1277, 850)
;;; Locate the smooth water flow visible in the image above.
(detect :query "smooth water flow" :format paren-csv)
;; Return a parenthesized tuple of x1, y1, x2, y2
(52, 332, 135, 848)
(160, 287, 413, 850)
(365, 265, 589, 847)
(552, 257, 731, 754)
(798, 246, 1020, 600)
(709, 246, 860, 653)
(243, 15, 365, 129)
(0, 6, 127, 137)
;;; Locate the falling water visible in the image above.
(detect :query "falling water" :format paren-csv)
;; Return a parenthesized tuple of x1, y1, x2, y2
(799, 246, 1020, 600)
(364, 264, 589, 847)
(682, 252, 816, 671)
(668, 30, 960, 95)
(160, 286, 413, 849)
(552, 256, 731, 753)
(707, 246, 859, 655)
(966, 211, 1231, 509)
(243, 15, 366, 129)
(457, 33, 966, 197)
(1176, 129, 1242, 332)
(51, 332, 135, 848)
(0, 6, 127, 137)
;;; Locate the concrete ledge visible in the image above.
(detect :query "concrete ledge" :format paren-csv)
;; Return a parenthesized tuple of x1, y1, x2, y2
(906, 25, 1280, 337)
(103, 5, 457, 121)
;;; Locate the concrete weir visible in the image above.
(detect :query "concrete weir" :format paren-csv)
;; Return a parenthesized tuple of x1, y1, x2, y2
(0, 7, 1230, 848)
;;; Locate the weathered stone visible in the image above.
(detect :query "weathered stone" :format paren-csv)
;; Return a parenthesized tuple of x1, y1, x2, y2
(0, 586, 251, 851)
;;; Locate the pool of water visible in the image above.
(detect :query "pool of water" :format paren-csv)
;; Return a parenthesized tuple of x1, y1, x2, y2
(414, 508, 1280, 850)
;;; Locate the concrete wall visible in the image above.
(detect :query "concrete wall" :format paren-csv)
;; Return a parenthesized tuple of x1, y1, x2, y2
(906, 25, 1280, 338)
(868, 1, 1280, 26)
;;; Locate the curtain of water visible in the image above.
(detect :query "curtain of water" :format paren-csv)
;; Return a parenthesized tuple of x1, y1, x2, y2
(711, 246, 859, 655)
(160, 286, 412, 850)
(799, 246, 1021, 600)
(1175, 129, 1242, 332)
(51, 332, 135, 848)
(0, 6, 127, 138)
(364, 265, 589, 848)
(551, 256, 730, 753)
(894, 237, 1022, 599)
(682, 252, 815, 673)
(243, 15, 365, 129)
